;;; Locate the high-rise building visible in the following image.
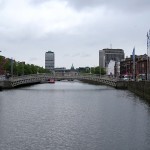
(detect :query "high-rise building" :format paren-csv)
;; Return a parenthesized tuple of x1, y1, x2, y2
(45, 51, 55, 71)
(99, 48, 124, 68)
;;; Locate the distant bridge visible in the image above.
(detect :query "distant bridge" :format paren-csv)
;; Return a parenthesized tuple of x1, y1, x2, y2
(0, 74, 127, 89)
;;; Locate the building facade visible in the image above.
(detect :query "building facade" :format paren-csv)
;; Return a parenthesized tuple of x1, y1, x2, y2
(114, 62, 120, 77)
(45, 51, 55, 71)
(120, 54, 147, 80)
(99, 48, 124, 68)
(55, 67, 66, 76)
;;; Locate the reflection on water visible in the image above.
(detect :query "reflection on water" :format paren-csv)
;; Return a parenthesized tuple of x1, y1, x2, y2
(0, 81, 150, 150)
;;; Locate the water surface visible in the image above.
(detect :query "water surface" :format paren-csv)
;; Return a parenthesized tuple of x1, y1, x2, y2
(0, 81, 150, 150)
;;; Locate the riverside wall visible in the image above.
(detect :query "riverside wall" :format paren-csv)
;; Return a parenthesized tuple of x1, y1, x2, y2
(128, 81, 150, 101)
(116, 81, 128, 89)
(0, 80, 12, 89)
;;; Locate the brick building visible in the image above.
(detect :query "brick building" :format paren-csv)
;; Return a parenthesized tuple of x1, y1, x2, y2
(120, 54, 147, 79)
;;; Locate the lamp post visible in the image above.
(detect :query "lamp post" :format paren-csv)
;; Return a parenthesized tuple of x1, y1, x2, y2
(11, 58, 14, 77)
(22, 62, 25, 76)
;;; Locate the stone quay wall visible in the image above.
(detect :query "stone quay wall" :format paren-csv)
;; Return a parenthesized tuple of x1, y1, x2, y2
(128, 81, 150, 101)
(0, 80, 12, 89)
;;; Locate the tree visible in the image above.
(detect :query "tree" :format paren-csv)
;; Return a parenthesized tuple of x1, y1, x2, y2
(90, 66, 106, 75)
(4, 59, 11, 73)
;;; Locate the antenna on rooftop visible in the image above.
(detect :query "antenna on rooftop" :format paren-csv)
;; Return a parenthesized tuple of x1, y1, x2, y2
(110, 43, 112, 49)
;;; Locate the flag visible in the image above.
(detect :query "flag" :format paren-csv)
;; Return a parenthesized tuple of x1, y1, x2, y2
(147, 32, 149, 50)
(132, 47, 135, 61)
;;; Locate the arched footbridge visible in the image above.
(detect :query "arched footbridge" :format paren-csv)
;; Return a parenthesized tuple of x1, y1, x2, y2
(0, 74, 127, 89)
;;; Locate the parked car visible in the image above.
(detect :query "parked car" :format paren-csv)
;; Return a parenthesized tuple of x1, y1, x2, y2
(137, 74, 146, 81)
(123, 77, 129, 81)
(121, 75, 130, 81)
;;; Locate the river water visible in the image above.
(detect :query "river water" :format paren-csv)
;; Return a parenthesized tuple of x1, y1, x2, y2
(0, 81, 150, 150)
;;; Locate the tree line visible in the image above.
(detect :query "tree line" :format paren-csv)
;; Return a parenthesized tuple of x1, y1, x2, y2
(78, 66, 106, 75)
(0, 56, 50, 76)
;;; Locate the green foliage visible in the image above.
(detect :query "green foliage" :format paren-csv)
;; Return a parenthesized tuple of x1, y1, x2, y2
(90, 66, 106, 75)
(78, 67, 90, 74)
(0, 56, 48, 75)
(4, 59, 11, 72)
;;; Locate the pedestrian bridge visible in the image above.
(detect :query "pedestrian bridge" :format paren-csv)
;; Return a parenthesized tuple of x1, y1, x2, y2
(0, 74, 127, 89)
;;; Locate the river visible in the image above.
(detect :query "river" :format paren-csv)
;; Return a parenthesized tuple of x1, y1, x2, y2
(0, 81, 150, 150)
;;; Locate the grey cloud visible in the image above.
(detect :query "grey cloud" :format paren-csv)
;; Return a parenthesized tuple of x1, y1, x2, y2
(29, 0, 50, 5)
(65, 0, 150, 12)
(72, 53, 80, 57)
(29, 57, 38, 62)
(1, 0, 149, 68)
(64, 54, 70, 57)
(70, 53, 90, 58)
(28, 57, 41, 65)
(29, 0, 150, 13)
(81, 53, 90, 57)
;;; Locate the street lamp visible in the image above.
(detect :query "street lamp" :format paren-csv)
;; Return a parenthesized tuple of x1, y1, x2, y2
(11, 58, 14, 77)
(22, 62, 25, 76)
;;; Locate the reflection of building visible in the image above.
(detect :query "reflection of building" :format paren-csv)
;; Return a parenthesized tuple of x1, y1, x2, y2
(45, 51, 55, 71)
(99, 48, 124, 68)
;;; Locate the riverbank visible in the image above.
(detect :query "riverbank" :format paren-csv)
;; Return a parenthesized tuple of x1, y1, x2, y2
(128, 81, 150, 101)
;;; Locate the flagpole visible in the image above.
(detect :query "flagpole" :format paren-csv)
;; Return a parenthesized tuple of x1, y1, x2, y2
(132, 47, 135, 81)
(147, 31, 150, 80)
(147, 32, 149, 80)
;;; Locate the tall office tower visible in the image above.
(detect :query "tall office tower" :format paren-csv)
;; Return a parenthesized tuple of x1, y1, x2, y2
(99, 48, 124, 68)
(45, 51, 55, 71)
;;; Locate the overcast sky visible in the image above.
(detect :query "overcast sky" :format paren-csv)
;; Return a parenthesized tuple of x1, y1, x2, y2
(0, 0, 150, 68)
